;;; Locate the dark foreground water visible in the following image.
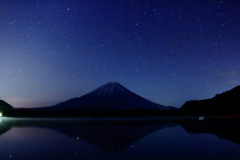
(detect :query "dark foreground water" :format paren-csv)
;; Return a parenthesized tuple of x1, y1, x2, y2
(0, 117, 240, 160)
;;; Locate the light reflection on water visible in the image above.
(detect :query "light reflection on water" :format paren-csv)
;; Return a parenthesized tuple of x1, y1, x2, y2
(0, 117, 239, 160)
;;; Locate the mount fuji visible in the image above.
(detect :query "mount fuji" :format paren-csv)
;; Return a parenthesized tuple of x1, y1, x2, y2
(44, 82, 173, 110)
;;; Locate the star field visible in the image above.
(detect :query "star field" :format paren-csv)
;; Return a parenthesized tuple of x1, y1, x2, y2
(1, 0, 240, 108)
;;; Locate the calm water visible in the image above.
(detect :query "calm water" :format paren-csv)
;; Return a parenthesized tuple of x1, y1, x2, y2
(0, 117, 240, 160)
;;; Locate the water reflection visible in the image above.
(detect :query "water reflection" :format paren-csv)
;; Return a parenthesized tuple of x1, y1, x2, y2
(0, 119, 12, 136)
(1, 117, 240, 148)
(0, 117, 240, 159)
(51, 123, 177, 154)
(180, 117, 240, 146)
(0, 118, 178, 153)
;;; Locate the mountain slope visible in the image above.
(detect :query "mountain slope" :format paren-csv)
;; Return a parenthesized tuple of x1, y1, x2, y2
(0, 100, 13, 113)
(45, 82, 171, 110)
(180, 85, 240, 114)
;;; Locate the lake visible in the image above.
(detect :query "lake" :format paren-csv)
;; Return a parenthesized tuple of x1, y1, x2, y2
(0, 117, 239, 160)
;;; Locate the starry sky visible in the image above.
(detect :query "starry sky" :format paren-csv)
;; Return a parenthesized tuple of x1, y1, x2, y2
(1, 0, 240, 108)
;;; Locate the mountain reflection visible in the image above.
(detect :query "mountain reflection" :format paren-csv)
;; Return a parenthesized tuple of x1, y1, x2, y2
(180, 117, 240, 146)
(0, 117, 240, 154)
(53, 121, 177, 153)
(0, 118, 177, 153)
(0, 120, 12, 136)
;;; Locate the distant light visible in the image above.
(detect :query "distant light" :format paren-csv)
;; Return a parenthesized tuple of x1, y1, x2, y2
(0, 113, 2, 117)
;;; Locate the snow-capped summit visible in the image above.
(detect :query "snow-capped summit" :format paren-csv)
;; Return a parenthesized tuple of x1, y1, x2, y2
(85, 82, 131, 97)
(45, 82, 172, 110)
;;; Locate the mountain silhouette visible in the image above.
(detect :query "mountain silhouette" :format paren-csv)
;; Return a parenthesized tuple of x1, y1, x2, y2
(45, 82, 171, 110)
(0, 100, 13, 113)
(180, 85, 240, 115)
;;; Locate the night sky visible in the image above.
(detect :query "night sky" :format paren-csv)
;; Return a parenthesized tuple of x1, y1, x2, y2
(1, 0, 240, 108)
